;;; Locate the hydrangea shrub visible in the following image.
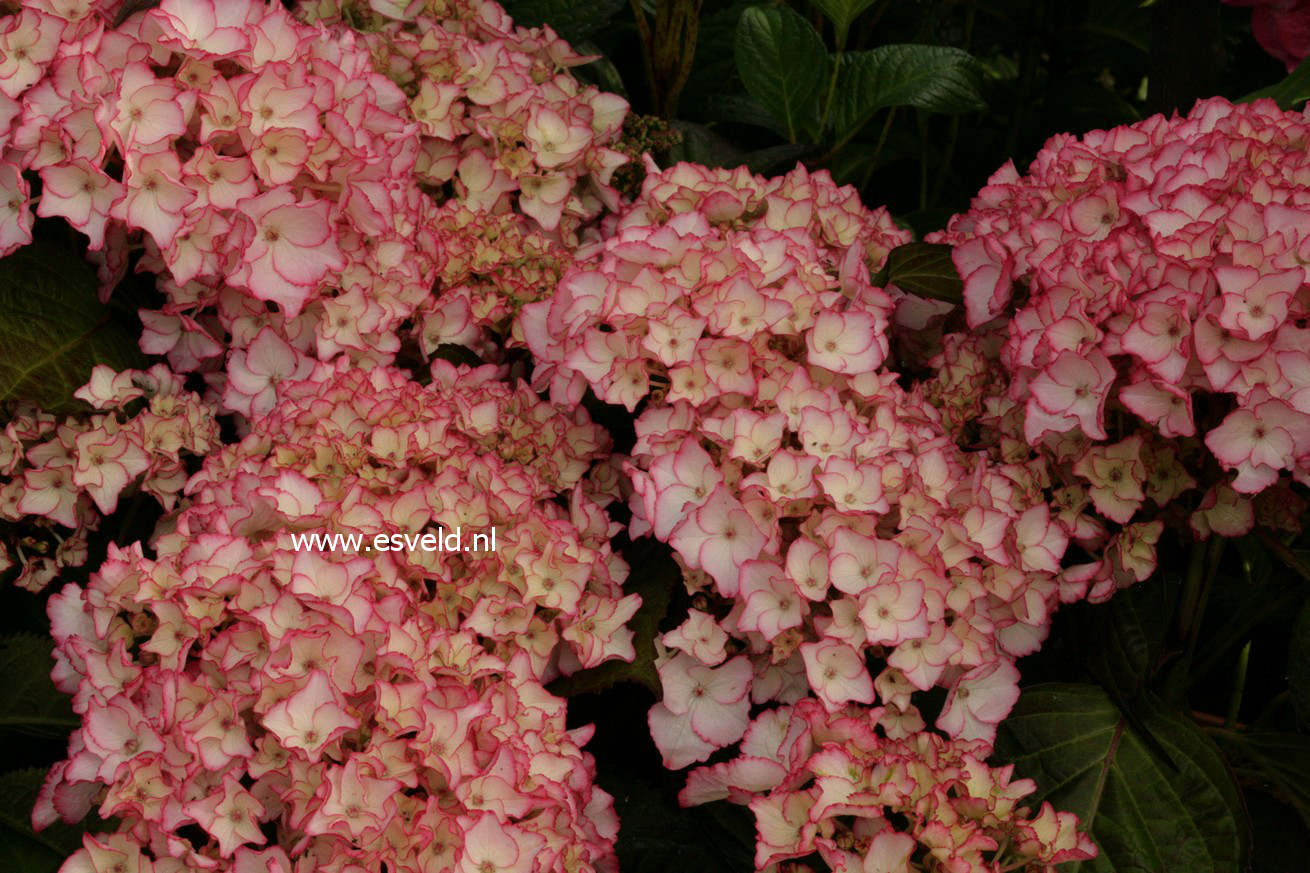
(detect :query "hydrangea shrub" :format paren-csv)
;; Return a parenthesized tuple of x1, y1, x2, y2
(4, 0, 1303, 871)
(521, 159, 1097, 870)
(930, 96, 1310, 603)
(39, 364, 631, 872)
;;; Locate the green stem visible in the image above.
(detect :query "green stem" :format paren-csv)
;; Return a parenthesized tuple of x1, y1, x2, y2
(629, 0, 657, 113)
(870, 106, 898, 166)
(1182, 536, 1226, 669)
(1225, 640, 1251, 729)
(1173, 537, 1208, 644)
(1256, 527, 1310, 584)
(928, 3, 973, 206)
(919, 113, 929, 210)
(818, 48, 842, 136)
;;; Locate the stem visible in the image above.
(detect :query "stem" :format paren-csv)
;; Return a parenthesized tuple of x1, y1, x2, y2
(1225, 640, 1251, 729)
(928, 2, 973, 206)
(1173, 537, 1208, 644)
(870, 107, 898, 167)
(919, 114, 929, 210)
(929, 116, 960, 206)
(818, 49, 842, 136)
(1164, 535, 1224, 704)
(1256, 527, 1310, 584)
(1182, 536, 1225, 668)
(629, 0, 657, 112)
(1084, 717, 1125, 835)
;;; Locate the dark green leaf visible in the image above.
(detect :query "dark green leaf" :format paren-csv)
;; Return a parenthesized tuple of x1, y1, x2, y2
(681, 0, 758, 108)
(0, 768, 122, 873)
(1209, 730, 1310, 832)
(1190, 537, 1309, 690)
(830, 45, 985, 142)
(993, 684, 1250, 872)
(0, 634, 79, 738)
(1067, 579, 1183, 770)
(667, 122, 748, 170)
(710, 94, 791, 138)
(573, 43, 629, 97)
(893, 208, 956, 237)
(499, 0, 626, 44)
(871, 242, 963, 303)
(1077, 575, 1170, 698)
(1290, 597, 1310, 730)
(742, 144, 813, 175)
(809, 0, 879, 45)
(0, 768, 87, 873)
(1240, 52, 1310, 110)
(609, 772, 756, 873)
(431, 344, 485, 369)
(734, 6, 827, 142)
(0, 243, 143, 414)
(1246, 787, 1310, 870)
(549, 541, 676, 696)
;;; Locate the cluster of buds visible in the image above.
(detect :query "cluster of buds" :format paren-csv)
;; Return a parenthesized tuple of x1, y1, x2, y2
(412, 201, 577, 357)
(0, 365, 217, 592)
(38, 363, 634, 872)
(519, 159, 1096, 870)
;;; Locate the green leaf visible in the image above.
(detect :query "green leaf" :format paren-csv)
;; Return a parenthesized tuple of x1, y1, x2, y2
(742, 144, 812, 176)
(1290, 597, 1310, 730)
(1190, 536, 1309, 690)
(830, 45, 985, 142)
(1076, 574, 1171, 699)
(993, 684, 1250, 872)
(809, 0, 878, 45)
(549, 540, 676, 697)
(499, 0, 626, 44)
(609, 772, 756, 873)
(1240, 53, 1310, 110)
(871, 242, 963, 303)
(0, 243, 143, 414)
(710, 93, 791, 139)
(0, 768, 122, 873)
(734, 5, 827, 142)
(0, 769, 85, 873)
(0, 634, 80, 738)
(667, 122, 748, 170)
(1209, 730, 1310, 832)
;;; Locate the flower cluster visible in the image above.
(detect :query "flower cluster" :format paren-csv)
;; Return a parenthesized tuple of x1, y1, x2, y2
(3, 0, 442, 405)
(298, 0, 630, 351)
(519, 158, 912, 409)
(416, 201, 577, 355)
(520, 159, 1095, 870)
(0, 365, 217, 592)
(683, 699, 1093, 871)
(2, 0, 627, 419)
(298, 0, 629, 238)
(38, 364, 634, 872)
(930, 97, 1310, 596)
